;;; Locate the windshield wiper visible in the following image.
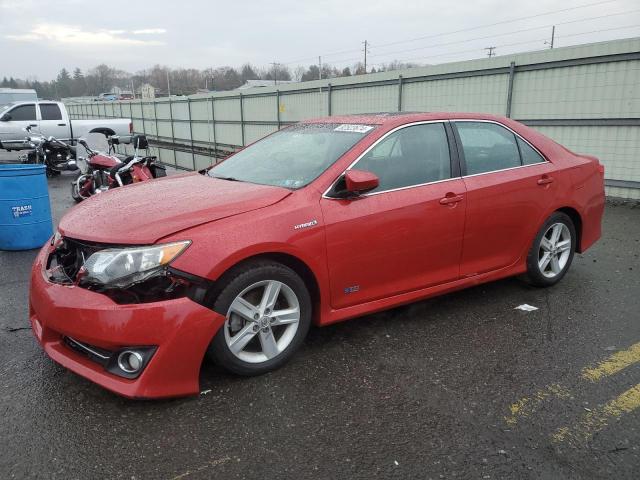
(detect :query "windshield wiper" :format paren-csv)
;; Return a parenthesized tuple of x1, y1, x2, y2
(210, 175, 240, 182)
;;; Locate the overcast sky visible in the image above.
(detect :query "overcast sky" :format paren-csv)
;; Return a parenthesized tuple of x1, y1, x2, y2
(1, 0, 639, 80)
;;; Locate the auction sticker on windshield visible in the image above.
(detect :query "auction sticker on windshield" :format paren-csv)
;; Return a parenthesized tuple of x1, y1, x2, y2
(334, 124, 374, 133)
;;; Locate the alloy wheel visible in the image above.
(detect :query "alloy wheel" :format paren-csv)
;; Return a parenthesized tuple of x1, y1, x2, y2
(538, 222, 572, 278)
(224, 280, 301, 363)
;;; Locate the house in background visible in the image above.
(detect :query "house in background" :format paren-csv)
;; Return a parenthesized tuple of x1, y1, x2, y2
(140, 83, 157, 99)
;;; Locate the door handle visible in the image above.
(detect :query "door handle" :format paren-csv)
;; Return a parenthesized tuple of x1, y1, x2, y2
(439, 193, 464, 205)
(57, 123, 66, 126)
(537, 176, 554, 185)
(29, 124, 38, 127)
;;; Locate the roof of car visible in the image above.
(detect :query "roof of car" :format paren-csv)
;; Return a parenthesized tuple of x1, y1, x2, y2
(302, 112, 510, 126)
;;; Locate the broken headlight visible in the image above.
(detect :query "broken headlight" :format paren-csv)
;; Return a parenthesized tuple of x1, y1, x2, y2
(81, 241, 190, 288)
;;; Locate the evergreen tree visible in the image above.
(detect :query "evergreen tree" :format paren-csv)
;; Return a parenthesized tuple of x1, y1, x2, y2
(72, 68, 86, 96)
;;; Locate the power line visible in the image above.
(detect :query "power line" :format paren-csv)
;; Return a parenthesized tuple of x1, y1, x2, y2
(372, 0, 619, 50)
(366, 24, 640, 67)
(361, 9, 640, 62)
(279, 0, 621, 65)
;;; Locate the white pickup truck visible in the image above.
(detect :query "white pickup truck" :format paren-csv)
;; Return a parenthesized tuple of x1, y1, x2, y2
(0, 101, 132, 151)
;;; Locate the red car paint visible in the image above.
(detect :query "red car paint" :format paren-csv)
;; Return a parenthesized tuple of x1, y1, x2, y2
(29, 112, 604, 398)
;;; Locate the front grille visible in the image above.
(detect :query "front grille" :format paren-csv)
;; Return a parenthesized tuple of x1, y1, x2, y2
(47, 238, 108, 284)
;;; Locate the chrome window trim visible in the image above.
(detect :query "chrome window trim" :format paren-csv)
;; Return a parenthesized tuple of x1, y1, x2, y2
(322, 118, 549, 199)
(461, 161, 548, 179)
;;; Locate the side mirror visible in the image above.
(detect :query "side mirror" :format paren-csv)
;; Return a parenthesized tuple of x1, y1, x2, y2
(344, 169, 379, 195)
(0, 113, 10, 121)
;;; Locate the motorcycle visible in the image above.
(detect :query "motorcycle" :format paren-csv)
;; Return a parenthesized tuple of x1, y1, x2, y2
(19, 126, 79, 177)
(71, 134, 166, 202)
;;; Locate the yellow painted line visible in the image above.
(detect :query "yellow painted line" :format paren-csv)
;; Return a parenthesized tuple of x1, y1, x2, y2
(552, 383, 640, 443)
(582, 342, 640, 382)
(504, 383, 571, 426)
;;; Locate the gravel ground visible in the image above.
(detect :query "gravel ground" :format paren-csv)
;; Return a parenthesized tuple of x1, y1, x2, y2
(1, 150, 639, 479)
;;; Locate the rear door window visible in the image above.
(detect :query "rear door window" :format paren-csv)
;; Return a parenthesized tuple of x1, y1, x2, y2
(455, 122, 521, 175)
(9, 104, 36, 121)
(40, 103, 63, 120)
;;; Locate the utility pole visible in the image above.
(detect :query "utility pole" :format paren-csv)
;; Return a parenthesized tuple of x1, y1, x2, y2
(363, 40, 369, 73)
(166, 70, 171, 96)
(318, 56, 322, 80)
(485, 46, 496, 58)
(545, 25, 556, 49)
(270, 62, 279, 85)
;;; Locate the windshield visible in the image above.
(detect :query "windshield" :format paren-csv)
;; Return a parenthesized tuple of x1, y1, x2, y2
(207, 123, 375, 189)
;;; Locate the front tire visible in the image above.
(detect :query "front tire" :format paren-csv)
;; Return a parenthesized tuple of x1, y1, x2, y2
(206, 261, 312, 376)
(525, 212, 576, 287)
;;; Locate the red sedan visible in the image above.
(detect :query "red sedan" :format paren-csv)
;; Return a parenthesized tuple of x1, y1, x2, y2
(29, 113, 605, 398)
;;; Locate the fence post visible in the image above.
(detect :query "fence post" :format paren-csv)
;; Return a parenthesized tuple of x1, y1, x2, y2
(239, 93, 245, 147)
(211, 96, 217, 161)
(506, 61, 516, 118)
(187, 98, 195, 170)
(168, 97, 175, 166)
(398, 75, 403, 112)
(140, 100, 146, 136)
(276, 90, 281, 130)
(151, 100, 160, 163)
(327, 83, 332, 116)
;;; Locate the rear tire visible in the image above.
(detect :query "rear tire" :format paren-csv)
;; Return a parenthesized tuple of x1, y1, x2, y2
(206, 261, 312, 376)
(525, 212, 576, 287)
(70, 181, 83, 202)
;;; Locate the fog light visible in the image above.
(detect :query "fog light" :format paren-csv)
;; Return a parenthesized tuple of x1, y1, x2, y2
(117, 350, 144, 373)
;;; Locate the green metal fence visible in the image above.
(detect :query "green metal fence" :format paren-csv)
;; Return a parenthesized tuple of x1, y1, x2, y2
(66, 37, 640, 199)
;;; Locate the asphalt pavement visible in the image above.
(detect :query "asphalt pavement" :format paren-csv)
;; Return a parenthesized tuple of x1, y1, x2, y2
(1, 151, 639, 479)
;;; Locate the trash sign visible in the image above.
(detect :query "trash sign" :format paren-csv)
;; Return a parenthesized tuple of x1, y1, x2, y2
(11, 205, 33, 219)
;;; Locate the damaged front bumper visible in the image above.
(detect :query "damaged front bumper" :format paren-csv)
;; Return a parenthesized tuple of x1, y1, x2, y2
(29, 243, 225, 399)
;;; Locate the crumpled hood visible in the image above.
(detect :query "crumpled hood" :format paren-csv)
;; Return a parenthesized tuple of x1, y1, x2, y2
(59, 173, 291, 244)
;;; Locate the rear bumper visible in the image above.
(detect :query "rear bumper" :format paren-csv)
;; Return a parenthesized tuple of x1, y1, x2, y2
(29, 245, 225, 399)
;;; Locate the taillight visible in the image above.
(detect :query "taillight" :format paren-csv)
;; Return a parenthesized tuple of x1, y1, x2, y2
(129, 122, 133, 134)
(598, 163, 605, 177)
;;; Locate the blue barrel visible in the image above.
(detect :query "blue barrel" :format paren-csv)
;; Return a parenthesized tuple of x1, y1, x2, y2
(0, 164, 53, 250)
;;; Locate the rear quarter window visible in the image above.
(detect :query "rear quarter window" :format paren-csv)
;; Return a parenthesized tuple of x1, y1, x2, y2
(517, 137, 546, 165)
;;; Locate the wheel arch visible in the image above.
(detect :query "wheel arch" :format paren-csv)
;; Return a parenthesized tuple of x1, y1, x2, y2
(555, 206, 583, 252)
(207, 251, 323, 325)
